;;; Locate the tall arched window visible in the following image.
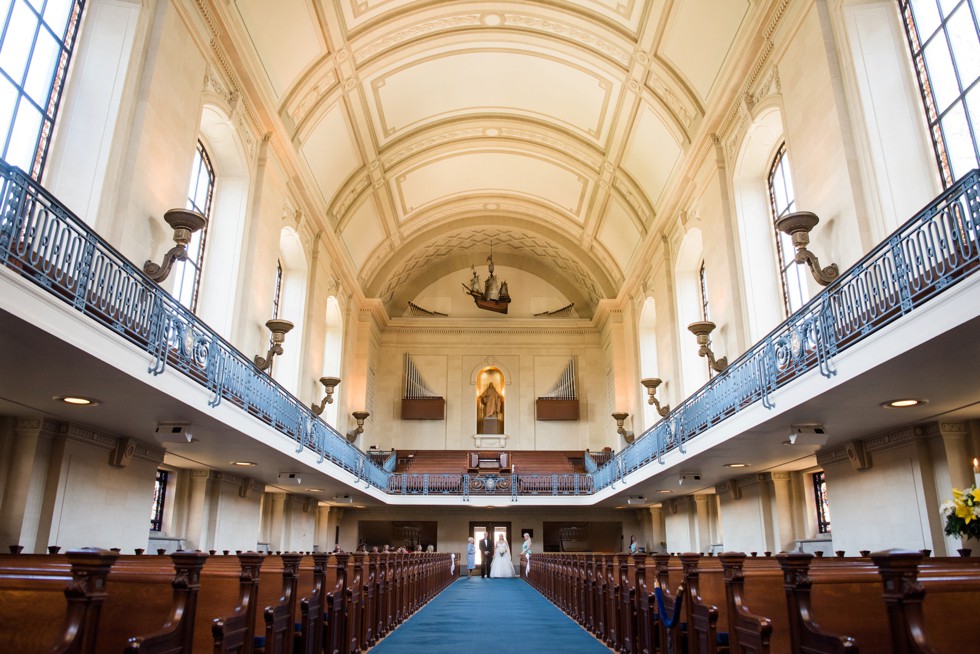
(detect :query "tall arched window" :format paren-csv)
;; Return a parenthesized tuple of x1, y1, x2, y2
(899, 0, 980, 186)
(0, 0, 85, 179)
(675, 228, 708, 394)
(697, 260, 718, 379)
(174, 140, 214, 312)
(768, 144, 808, 315)
(638, 297, 664, 428)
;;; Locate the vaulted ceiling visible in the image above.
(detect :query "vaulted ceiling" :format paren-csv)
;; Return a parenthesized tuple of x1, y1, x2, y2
(218, 0, 770, 317)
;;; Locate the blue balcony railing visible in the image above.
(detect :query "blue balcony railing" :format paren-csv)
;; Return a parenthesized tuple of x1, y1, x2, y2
(1, 159, 977, 499)
(0, 161, 385, 488)
(593, 169, 979, 491)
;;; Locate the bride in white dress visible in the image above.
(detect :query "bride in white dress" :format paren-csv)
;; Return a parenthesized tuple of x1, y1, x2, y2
(489, 534, 517, 578)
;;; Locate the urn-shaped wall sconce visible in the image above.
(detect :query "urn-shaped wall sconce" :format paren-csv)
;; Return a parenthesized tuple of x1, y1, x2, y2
(611, 411, 635, 444)
(640, 378, 671, 417)
(143, 209, 207, 283)
(254, 318, 294, 372)
(775, 211, 840, 286)
(311, 376, 341, 415)
(687, 320, 728, 373)
(347, 410, 370, 443)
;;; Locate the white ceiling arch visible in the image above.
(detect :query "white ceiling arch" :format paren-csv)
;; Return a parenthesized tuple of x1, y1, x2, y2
(219, 0, 774, 318)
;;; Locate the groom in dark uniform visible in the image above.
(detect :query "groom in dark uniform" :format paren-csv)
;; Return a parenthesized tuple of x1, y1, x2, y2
(480, 533, 492, 578)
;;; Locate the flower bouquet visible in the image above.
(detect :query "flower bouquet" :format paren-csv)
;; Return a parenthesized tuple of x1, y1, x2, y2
(940, 485, 980, 541)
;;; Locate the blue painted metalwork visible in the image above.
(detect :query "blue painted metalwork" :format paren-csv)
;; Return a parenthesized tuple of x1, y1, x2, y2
(1, 158, 977, 499)
(592, 168, 980, 491)
(0, 162, 389, 490)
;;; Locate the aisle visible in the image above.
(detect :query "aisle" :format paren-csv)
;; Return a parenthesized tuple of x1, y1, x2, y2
(368, 576, 610, 653)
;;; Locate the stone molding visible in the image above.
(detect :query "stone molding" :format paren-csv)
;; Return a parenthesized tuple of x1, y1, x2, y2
(61, 422, 165, 464)
(817, 424, 922, 467)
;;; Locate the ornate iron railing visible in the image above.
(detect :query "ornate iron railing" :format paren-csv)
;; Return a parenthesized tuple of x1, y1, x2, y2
(593, 169, 980, 491)
(0, 162, 385, 488)
(1, 159, 977, 499)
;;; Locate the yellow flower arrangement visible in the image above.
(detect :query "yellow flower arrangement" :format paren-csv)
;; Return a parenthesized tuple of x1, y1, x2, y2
(940, 485, 980, 540)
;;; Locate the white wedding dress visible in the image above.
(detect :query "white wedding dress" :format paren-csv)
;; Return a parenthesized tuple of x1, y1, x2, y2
(489, 540, 517, 578)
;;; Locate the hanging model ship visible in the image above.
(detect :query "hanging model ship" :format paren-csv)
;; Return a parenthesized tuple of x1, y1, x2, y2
(462, 253, 511, 313)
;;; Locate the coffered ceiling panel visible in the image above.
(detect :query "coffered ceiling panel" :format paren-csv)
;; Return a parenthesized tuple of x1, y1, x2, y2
(341, 196, 385, 272)
(621, 103, 684, 206)
(300, 103, 362, 206)
(366, 47, 618, 146)
(597, 197, 643, 276)
(660, 0, 749, 101)
(235, 0, 326, 98)
(336, 0, 645, 38)
(212, 0, 778, 317)
(394, 151, 588, 221)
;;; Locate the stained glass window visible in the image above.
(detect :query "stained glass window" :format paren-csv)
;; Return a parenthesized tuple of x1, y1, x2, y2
(813, 470, 832, 534)
(173, 140, 214, 312)
(150, 468, 168, 532)
(899, 0, 980, 186)
(0, 0, 85, 179)
(768, 144, 809, 315)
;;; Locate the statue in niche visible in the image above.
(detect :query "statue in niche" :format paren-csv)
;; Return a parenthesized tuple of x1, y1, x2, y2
(481, 382, 503, 419)
(477, 369, 505, 434)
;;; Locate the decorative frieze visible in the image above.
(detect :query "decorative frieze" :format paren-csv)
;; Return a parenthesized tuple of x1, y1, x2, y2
(817, 425, 921, 467)
(63, 423, 165, 464)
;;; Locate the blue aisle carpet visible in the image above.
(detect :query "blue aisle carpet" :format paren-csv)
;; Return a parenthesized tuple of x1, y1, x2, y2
(369, 576, 610, 653)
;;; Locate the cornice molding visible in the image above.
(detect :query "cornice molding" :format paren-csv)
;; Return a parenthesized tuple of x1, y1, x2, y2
(62, 423, 165, 464)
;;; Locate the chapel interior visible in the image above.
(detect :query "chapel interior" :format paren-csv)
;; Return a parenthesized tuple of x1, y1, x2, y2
(0, 0, 979, 569)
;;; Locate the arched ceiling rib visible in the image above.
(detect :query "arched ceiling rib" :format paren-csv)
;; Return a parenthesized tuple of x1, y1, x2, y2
(223, 0, 761, 316)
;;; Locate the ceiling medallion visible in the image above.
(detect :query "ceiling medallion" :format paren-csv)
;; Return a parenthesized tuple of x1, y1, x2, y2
(463, 247, 511, 314)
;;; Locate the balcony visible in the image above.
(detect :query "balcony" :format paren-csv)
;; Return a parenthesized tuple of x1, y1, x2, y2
(0, 161, 978, 504)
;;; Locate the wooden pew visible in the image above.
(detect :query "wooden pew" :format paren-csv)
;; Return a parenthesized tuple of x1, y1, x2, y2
(261, 553, 302, 654)
(778, 552, 881, 653)
(0, 549, 119, 654)
(123, 551, 209, 652)
(324, 553, 350, 654)
(297, 553, 328, 654)
(653, 553, 686, 654)
(619, 553, 636, 654)
(345, 554, 364, 654)
(718, 552, 775, 654)
(212, 552, 267, 654)
(872, 550, 980, 654)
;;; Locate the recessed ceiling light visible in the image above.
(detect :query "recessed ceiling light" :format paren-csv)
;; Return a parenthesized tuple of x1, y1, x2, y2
(54, 395, 99, 406)
(882, 398, 926, 408)
(725, 463, 749, 468)
(656, 489, 673, 494)
(231, 461, 257, 467)
(307, 488, 323, 492)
